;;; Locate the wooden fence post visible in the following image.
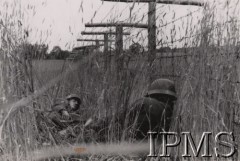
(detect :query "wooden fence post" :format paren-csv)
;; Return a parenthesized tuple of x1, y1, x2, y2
(102, 0, 204, 81)
(115, 25, 123, 77)
(81, 31, 130, 72)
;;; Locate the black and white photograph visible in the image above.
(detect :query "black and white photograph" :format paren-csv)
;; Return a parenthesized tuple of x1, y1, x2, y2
(0, 0, 239, 160)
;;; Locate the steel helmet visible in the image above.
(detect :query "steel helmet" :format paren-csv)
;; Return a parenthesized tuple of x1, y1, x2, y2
(146, 78, 177, 100)
(66, 94, 81, 104)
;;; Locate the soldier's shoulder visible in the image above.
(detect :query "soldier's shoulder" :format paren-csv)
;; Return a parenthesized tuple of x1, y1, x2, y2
(129, 97, 165, 110)
(53, 98, 67, 106)
(131, 97, 163, 105)
(129, 97, 146, 111)
(51, 98, 68, 111)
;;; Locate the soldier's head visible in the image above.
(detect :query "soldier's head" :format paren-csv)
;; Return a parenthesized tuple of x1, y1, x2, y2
(146, 78, 177, 105)
(66, 94, 81, 111)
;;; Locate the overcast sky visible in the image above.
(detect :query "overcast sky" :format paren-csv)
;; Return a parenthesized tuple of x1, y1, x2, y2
(0, 0, 239, 51)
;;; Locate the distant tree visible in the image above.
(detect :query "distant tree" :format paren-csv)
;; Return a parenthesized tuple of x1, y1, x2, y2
(51, 46, 61, 54)
(60, 50, 70, 59)
(49, 46, 61, 59)
(49, 46, 70, 59)
(129, 42, 144, 55)
(157, 47, 171, 52)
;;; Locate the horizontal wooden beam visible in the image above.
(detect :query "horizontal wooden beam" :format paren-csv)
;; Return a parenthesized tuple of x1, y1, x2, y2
(85, 23, 148, 28)
(81, 31, 131, 35)
(102, 0, 204, 6)
(77, 39, 114, 42)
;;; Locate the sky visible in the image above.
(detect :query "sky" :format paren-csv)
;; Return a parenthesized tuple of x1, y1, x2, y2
(0, 0, 239, 51)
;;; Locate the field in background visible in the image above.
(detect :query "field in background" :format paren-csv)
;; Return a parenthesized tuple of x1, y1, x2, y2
(1, 0, 240, 160)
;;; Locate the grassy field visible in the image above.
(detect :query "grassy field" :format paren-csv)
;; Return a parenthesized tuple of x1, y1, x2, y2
(1, 45, 239, 160)
(1, 1, 240, 160)
(1, 43, 240, 161)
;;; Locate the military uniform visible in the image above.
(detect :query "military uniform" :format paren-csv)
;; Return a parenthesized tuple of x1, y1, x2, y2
(49, 95, 82, 126)
(86, 79, 177, 143)
(48, 103, 78, 129)
(122, 78, 177, 141)
(123, 97, 174, 141)
(47, 95, 84, 143)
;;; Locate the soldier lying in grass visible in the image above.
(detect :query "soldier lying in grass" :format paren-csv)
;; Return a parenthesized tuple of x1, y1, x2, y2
(88, 78, 177, 143)
(48, 94, 83, 140)
(36, 93, 95, 145)
(38, 79, 177, 145)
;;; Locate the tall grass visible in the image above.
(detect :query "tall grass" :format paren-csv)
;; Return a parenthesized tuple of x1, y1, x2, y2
(167, 2, 240, 161)
(1, 0, 240, 161)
